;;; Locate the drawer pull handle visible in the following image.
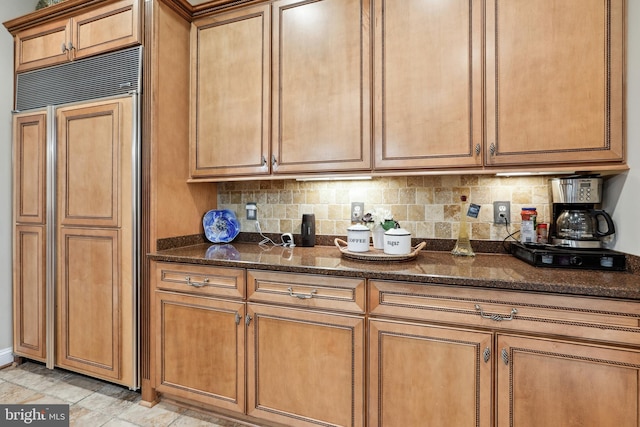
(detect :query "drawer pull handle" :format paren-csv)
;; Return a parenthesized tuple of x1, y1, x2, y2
(185, 276, 209, 288)
(475, 304, 517, 322)
(287, 287, 318, 299)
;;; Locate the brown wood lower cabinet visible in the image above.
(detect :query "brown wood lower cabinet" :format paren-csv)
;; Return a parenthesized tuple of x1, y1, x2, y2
(154, 291, 246, 413)
(151, 265, 640, 427)
(497, 334, 640, 427)
(246, 303, 365, 427)
(368, 318, 492, 427)
(369, 280, 640, 427)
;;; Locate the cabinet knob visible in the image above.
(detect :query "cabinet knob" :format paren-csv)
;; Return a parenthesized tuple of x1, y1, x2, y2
(61, 42, 68, 53)
(271, 154, 278, 170)
(475, 143, 481, 156)
(490, 143, 496, 155)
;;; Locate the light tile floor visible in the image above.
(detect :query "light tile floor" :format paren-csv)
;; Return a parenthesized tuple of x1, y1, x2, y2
(0, 361, 251, 427)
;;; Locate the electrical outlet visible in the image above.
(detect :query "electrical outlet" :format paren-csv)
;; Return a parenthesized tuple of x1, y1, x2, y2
(351, 202, 365, 222)
(493, 201, 511, 224)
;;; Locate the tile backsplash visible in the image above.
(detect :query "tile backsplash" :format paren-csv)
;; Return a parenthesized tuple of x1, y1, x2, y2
(217, 175, 554, 241)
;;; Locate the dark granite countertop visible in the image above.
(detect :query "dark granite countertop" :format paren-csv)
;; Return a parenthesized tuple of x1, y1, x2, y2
(149, 240, 640, 301)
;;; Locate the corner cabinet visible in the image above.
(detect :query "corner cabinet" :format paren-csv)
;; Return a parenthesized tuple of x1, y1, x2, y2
(13, 0, 141, 73)
(189, 0, 371, 180)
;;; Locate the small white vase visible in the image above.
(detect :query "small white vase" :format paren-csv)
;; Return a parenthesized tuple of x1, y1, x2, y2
(372, 225, 385, 249)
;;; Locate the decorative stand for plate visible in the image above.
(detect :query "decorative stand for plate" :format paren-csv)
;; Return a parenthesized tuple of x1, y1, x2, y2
(335, 238, 426, 262)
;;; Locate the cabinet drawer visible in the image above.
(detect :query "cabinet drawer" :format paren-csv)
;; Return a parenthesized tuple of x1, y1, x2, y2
(154, 262, 245, 299)
(247, 270, 365, 314)
(370, 280, 640, 346)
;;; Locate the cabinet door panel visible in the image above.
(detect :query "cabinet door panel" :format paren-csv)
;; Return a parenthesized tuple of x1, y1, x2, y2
(190, 5, 271, 178)
(374, 0, 483, 170)
(57, 100, 131, 228)
(497, 334, 640, 427)
(56, 227, 121, 381)
(14, 113, 47, 224)
(155, 292, 245, 413)
(369, 319, 492, 427)
(485, 0, 624, 166)
(272, 0, 371, 173)
(247, 304, 365, 427)
(15, 18, 70, 72)
(73, 0, 140, 60)
(13, 225, 46, 361)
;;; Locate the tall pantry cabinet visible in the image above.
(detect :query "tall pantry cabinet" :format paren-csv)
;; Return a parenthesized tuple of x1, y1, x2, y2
(6, 0, 142, 389)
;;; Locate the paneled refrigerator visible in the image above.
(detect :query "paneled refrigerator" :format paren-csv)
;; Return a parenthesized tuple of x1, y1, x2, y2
(12, 47, 141, 389)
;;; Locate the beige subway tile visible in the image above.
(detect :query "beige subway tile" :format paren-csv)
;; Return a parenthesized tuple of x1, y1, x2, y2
(444, 203, 461, 221)
(416, 188, 434, 204)
(434, 187, 454, 204)
(399, 188, 417, 204)
(434, 222, 452, 239)
(425, 204, 444, 221)
(472, 223, 491, 239)
(408, 204, 425, 221)
(382, 188, 400, 204)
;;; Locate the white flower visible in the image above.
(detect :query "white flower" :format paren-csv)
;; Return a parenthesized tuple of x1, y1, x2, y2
(366, 207, 393, 227)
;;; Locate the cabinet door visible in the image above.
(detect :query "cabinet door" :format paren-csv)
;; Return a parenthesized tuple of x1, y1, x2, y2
(72, 0, 141, 62)
(369, 318, 492, 427)
(272, 0, 371, 174)
(57, 99, 132, 229)
(190, 5, 271, 178)
(56, 227, 123, 381)
(155, 292, 246, 413)
(485, 0, 624, 167)
(13, 225, 47, 361)
(374, 0, 483, 170)
(14, 18, 71, 73)
(247, 303, 365, 427)
(13, 112, 47, 224)
(497, 334, 640, 427)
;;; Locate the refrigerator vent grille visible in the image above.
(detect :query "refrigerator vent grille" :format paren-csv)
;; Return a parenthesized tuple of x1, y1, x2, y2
(16, 46, 142, 111)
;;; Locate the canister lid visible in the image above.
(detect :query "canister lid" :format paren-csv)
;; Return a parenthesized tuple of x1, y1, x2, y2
(347, 223, 370, 231)
(384, 227, 411, 236)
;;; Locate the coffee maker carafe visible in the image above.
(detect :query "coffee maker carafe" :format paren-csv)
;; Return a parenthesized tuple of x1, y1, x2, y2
(550, 177, 615, 248)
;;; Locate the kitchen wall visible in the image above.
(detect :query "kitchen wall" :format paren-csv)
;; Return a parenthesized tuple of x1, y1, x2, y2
(0, 0, 39, 366)
(605, 0, 640, 258)
(219, 175, 553, 242)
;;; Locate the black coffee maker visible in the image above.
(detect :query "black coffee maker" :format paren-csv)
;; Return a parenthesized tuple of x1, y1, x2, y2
(550, 177, 615, 249)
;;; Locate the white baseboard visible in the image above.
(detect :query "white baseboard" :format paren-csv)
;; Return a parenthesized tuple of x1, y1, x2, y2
(0, 347, 14, 368)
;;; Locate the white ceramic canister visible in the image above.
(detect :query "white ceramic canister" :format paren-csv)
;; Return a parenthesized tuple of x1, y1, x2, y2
(347, 223, 370, 252)
(384, 227, 412, 255)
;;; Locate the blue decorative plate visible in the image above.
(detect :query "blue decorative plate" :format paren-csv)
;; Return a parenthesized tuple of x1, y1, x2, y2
(203, 209, 240, 243)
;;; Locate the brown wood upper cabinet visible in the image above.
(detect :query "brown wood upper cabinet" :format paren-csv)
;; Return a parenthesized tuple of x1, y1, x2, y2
(375, 0, 624, 171)
(13, 0, 140, 73)
(190, 0, 371, 179)
(374, 0, 483, 170)
(485, 0, 624, 167)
